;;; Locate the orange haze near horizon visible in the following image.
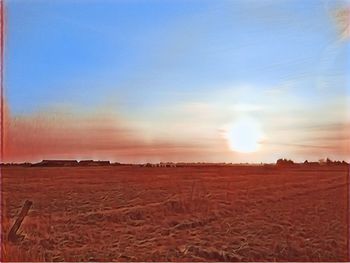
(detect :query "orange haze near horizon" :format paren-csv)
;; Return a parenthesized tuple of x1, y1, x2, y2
(2, 100, 349, 164)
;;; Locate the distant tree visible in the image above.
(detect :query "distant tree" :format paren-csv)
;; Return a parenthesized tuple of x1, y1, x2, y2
(276, 158, 294, 166)
(326, 158, 333, 165)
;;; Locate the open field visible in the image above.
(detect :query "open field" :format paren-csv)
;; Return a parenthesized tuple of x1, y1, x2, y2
(1, 165, 349, 261)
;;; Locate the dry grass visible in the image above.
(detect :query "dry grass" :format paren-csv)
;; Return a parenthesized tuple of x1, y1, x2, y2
(1, 165, 349, 261)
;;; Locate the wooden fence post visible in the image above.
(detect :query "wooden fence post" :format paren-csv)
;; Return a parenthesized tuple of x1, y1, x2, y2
(8, 200, 32, 242)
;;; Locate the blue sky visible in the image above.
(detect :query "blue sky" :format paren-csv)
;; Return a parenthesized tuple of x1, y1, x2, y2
(4, 0, 350, 162)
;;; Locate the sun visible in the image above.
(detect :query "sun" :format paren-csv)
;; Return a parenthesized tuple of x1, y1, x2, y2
(226, 118, 263, 153)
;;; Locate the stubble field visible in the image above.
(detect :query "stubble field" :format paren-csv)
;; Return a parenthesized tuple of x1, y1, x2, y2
(1, 165, 349, 261)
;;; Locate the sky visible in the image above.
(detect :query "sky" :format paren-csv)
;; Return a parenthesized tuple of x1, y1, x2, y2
(2, 0, 350, 163)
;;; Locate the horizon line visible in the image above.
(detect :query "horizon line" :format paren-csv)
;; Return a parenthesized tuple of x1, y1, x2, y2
(1, 158, 349, 166)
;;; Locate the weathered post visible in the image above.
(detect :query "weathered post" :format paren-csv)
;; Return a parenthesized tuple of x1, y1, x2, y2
(8, 200, 33, 242)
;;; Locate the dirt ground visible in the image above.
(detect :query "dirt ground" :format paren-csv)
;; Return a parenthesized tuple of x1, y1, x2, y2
(1, 165, 349, 261)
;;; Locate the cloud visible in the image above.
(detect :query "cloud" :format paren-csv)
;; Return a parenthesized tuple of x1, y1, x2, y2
(2, 102, 231, 163)
(3, 104, 137, 162)
(332, 7, 350, 40)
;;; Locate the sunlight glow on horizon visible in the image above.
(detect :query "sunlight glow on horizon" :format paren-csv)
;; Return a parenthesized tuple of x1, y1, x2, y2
(226, 118, 263, 154)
